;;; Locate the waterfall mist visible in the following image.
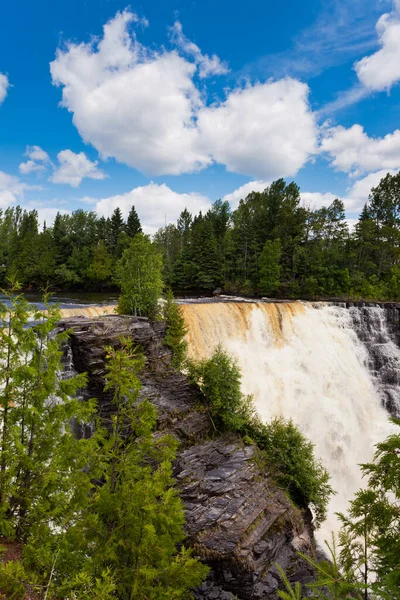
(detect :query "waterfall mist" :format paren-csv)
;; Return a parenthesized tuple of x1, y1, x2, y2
(181, 301, 397, 543)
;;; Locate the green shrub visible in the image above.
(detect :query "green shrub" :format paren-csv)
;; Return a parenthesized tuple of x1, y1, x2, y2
(191, 345, 332, 525)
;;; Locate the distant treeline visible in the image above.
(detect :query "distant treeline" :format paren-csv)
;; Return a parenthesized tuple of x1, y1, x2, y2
(2, 172, 400, 300)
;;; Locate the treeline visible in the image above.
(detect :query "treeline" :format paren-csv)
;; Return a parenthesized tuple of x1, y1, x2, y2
(0, 205, 142, 289)
(2, 171, 400, 299)
(155, 172, 400, 300)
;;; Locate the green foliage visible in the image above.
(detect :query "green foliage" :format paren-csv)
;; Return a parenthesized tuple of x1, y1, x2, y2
(0, 286, 95, 541)
(2, 172, 400, 299)
(55, 339, 208, 600)
(338, 418, 400, 599)
(259, 239, 281, 295)
(0, 305, 207, 599)
(116, 233, 164, 318)
(163, 288, 188, 369)
(189, 344, 255, 432)
(190, 345, 332, 523)
(277, 535, 364, 600)
(251, 418, 333, 526)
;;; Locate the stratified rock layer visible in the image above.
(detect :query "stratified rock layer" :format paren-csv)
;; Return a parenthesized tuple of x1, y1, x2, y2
(58, 315, 315, 599)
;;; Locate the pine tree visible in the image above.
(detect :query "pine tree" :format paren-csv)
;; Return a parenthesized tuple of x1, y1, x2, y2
(110, 208, 125, 253)
(126, 205, 142, 238)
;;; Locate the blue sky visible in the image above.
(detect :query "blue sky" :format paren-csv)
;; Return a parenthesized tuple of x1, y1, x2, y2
(1, 0, 400, 232)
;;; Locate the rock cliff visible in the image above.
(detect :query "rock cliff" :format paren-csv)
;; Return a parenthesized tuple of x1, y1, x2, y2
(57, 314, 316, 599)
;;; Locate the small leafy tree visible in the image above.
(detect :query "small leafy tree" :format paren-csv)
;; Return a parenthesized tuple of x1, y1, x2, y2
(163, 288, 188, 369)
(116, 233, 164, 319)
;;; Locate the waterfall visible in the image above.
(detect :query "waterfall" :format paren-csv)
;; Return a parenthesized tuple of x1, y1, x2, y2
(181, 301, 398, 544)
(58, 304, 117, 318)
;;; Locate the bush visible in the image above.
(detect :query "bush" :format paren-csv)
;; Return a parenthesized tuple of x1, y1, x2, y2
(191, 345, 333, 525)
(250, 418, 333, 526)
(189, 344, 255, 432)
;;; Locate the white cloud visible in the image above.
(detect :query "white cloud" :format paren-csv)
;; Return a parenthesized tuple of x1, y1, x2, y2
(19, 145, 51, 175)
(50, 10, 210, 176)
(0, 171, 32, 208)
(355, 3, 400, 91)
(0, 73, 9, 104)
(49, 149, 106, 187)
(198, 78, 317, 179)
(26, 145, 50, 163)
(300, 169, 398, 217)
(301, 191, 341, 209)
(19, 160, 46, 175)
(321, 124, 400, 175)
(222, 180, 270, 210)
(37, 207, 71, 227)
(90, 182, 211, 234)
(50, 10, 318, 179)
(169, 21, 229, 78)
(346, 168, 398, 210)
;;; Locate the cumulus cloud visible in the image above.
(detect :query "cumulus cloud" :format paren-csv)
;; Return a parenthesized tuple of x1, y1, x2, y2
(198, 78, 316, 179)
(354, 2, 400, 91)
(49, 149, 106, 187)
(169, 21, 229, 78)
(50, 10, 317, 179)
(300, 169, 398, 217)
(345, 168, 398, 210)
(222, 180, 270, 209)
(88, 182, 211, 235)
(19, 145, 51, 175)
(0, 171, 32, 208)
(19, 146, 106, 187)
(321, 124, 400, 176)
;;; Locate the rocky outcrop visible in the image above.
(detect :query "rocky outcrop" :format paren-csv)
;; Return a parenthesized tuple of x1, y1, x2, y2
(178, 440, 314, 599)
(58, 315, 316, 599)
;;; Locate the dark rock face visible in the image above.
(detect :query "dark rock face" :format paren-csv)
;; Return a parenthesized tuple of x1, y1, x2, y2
(343, 305, 400, 418)
(58, 315, 316, 600)
(178, 440, 314, 599)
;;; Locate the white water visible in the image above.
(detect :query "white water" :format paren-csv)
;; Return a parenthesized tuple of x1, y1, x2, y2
(181, 302, 397, 544)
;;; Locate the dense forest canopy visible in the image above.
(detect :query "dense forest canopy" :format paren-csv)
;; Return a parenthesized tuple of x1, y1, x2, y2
(2, 171, 400, 300)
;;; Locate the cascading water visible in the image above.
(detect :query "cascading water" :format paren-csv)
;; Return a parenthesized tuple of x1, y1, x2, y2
(181, 301, 398, 544)
(58, 304, 117, 318)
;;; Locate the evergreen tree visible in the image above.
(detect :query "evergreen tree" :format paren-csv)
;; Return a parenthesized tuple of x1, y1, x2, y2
(126, 205, 142, 238)
(259, 239, 281, 296)
(110, 207, 125, 253)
